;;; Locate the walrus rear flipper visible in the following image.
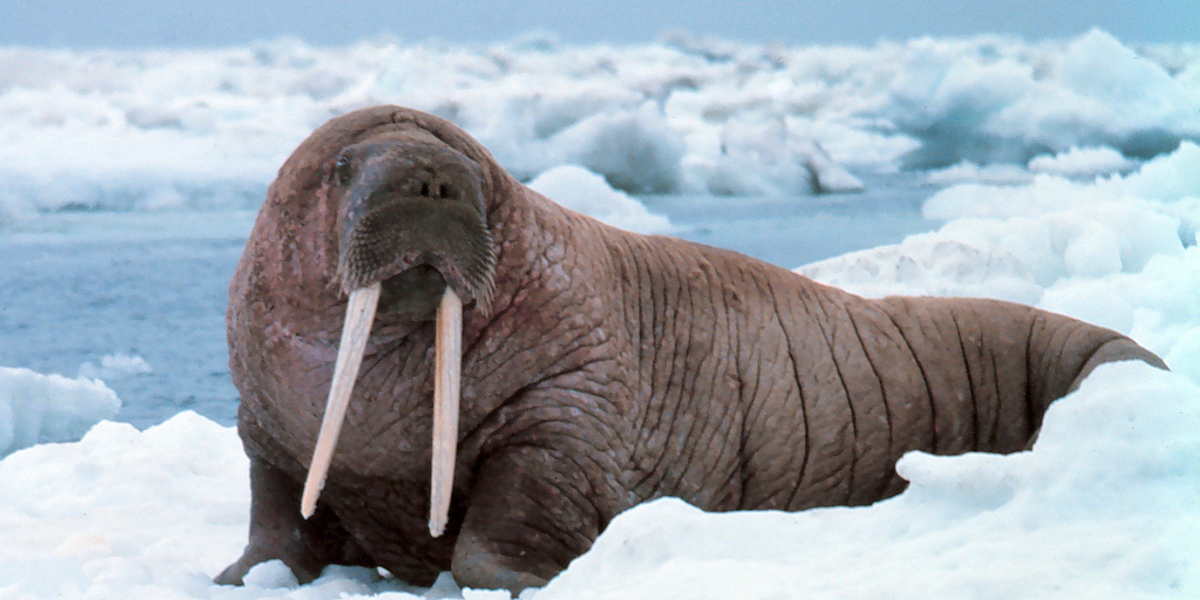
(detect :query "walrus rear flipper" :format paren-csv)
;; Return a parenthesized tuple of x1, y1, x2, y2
(1020, 314, 1168, 450)
(1028, 311, 1168, 415)
(1068, 336, 1169, 392)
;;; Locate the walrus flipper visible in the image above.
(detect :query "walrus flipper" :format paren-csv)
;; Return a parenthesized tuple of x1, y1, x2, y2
(450, 445, 603, 593)
(448, 385, 624, 593)
(215, 457, 374, 585)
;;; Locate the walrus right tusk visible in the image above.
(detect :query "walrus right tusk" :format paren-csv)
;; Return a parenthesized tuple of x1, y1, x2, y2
(301, 282, 381, 519)
(429, 286, 462, 537)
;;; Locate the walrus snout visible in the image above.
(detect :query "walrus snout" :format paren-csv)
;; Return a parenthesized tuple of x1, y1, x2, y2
(377, 264, 447, 319)
(332, 136, 496, 315)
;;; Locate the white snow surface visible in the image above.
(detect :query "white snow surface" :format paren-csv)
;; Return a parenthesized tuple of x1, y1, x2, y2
(527, 165, 673, 233)
(4, 30, 1200, 600)
(2, 28, 1199, 223)
(0, 366, 121, 456)
(1028, 145, 1139, 178)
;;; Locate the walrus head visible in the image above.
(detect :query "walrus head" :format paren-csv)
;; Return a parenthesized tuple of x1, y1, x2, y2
(300, 127, 496, 538)
(334, 131, 496, 314)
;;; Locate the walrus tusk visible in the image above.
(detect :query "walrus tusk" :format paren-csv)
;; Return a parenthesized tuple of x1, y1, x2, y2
(301, 282, 382, 519)
(429, 286, 462, 537)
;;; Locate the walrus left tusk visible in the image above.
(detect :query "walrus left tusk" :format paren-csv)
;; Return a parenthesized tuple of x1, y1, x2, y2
(429, 286, 462, 537)
(301, 282, 382, 519)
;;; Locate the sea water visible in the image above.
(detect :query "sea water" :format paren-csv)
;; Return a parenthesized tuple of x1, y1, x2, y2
(0, 176, 933, 428)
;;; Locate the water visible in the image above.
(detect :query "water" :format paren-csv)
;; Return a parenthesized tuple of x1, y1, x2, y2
(0, 179, 935, 429)
(646, 173, 934, 267)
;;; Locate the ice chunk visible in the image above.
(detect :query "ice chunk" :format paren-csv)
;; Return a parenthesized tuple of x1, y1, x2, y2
(544, 102, 685, 194)
(797, 238, 1043, 304)
(1027, 145, 1138, 177)
(528, 165, 673, 234)
(926, 161, 1033, 186)
(0, 366, 121, 456)
(77, 353, 154, 381)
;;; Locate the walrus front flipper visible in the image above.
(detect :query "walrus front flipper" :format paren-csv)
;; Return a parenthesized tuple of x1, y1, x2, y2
(451, 445, 603, 594)
(215, 457, 374, 585)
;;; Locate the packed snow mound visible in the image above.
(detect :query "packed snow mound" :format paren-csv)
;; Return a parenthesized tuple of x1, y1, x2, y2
(886, 29, 1200, 169)
(0, 366, 121, 456)
(802, 141, 1200, 361)
(527, 165, 673, 234)
(797, 238, 1043, 305)
(539, 362, 1200, 600)
(2, 29, 1198, 218)
(1027, 145, 1138, 177)
(4, 363, 1197, 599)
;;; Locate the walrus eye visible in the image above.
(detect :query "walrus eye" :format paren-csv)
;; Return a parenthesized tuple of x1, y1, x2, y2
(334, 156, 353, 186)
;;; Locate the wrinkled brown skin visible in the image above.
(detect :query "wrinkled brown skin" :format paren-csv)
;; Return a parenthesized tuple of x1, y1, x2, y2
(216, 106, 1167, 593)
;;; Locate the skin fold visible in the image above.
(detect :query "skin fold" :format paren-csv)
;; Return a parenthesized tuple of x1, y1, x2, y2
(216, 106, 1166, 593)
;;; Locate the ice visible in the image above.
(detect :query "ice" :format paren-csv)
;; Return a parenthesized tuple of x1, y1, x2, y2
(803, 141, 1200, 363)
(1027, 145, 1138, 177)
(539, 102, 685, 194)
(925, 161, 1033, 185)
(2, 29, 1198, 218)
(886, 30, 1199, 169)
(77, 353, 153, 380)
(796, 238, 1044, 305)
(0, 366, 121, 456)
(527, 165, 673, 234)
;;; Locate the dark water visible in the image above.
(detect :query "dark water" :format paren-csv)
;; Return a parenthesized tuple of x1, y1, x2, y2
(0, 179, 935, 429)
(645, 174, 934, 267)
(0, 236, 247, 428)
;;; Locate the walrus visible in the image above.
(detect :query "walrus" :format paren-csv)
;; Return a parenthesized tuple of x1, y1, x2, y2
(216, 105, 1166, 593)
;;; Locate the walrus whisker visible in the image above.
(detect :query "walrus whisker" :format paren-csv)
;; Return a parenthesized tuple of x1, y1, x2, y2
(429, 286, 462, 537)
(301, 282, 382, 519)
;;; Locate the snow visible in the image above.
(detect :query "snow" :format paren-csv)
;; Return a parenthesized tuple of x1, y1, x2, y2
(527, 165, 673, 233)
(3, 28, 1200, 600)
(1027, 145, 1139, 177)
(2, 29, 1198, 221)
(77, 353, 154, 381)
(0, 367, 120, 456)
